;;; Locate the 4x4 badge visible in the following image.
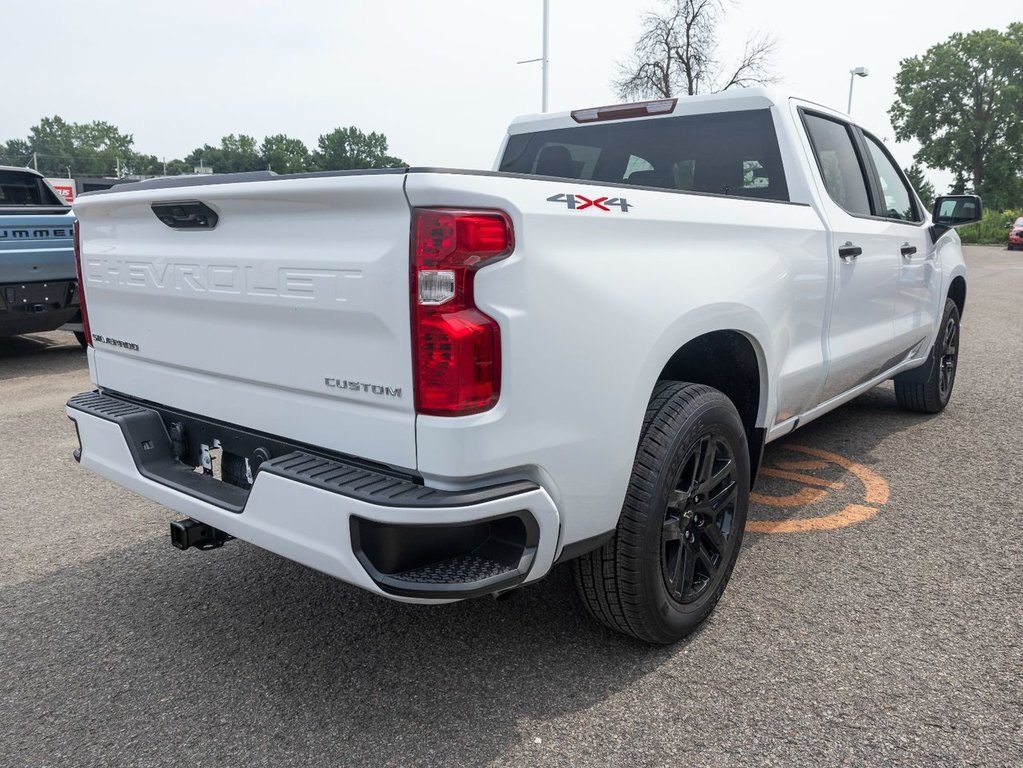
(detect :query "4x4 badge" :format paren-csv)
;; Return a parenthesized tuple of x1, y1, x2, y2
(546, 193, 632, 212)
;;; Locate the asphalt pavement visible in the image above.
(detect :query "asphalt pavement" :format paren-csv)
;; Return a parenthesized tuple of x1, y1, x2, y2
(1, 245, 1021, 767)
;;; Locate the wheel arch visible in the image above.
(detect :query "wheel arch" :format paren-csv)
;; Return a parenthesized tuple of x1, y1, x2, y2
(948, 274, 966, 318)
(653, 329, 768, 483)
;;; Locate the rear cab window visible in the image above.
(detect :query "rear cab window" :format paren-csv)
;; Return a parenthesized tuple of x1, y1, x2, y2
(499, 109, 790, 202)
(0, 171, 65, 207)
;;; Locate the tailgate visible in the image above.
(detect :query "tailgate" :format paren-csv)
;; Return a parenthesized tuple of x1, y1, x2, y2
(73, 171, 417, 469)
(0, 211, 76, 284)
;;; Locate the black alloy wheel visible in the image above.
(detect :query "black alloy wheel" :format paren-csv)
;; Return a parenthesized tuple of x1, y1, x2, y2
(661, 433, 739, 605)
(574, 381, 750, 644)
(937, 313, 958, 400)
(894, 297, 961, 414)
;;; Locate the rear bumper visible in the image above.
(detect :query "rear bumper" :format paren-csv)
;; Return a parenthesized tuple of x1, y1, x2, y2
(67, 391, 560, 603)
(0, 279, 79, 336)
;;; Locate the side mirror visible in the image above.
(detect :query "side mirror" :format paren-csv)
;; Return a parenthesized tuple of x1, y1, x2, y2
(932, 195, 982, 227)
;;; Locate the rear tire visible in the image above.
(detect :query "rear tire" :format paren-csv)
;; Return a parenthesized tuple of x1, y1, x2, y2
(894, 298, 960, 414)
(573, 382, 750, 644)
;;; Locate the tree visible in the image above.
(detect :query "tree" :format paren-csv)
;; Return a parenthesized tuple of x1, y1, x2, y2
(10, 116, 144, 177)
(904, 163, 935, 210)
(0, 138, 32, 167)
(615, 0, 775, 99)
(186, 134, 264, 174)
(312, 127, 405, 171)
(260, 134, 313, 174)
(890, 25, 1023, 210)
(978, 151, 1023, 211)
(163, 159, 192, 176)
(4, 118, 406, 179)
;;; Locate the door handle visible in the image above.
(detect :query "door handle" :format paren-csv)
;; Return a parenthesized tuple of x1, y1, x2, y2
(900, 243, 917, 257)
(838, 243, 862, 260)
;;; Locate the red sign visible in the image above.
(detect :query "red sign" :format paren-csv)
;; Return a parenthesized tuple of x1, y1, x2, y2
(45, 178, 75, 204)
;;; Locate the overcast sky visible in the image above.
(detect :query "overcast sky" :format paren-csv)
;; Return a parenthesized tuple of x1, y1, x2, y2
(3, 0, 1016, 190)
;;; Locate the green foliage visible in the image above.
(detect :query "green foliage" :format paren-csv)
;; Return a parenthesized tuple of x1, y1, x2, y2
(903, 163, 935, 211)
(260, 134, 313, 174)
(3, 117, 405, 178)
(0, 138, 32, 166)
(981, 152, 1023, 211)
(1, 116, 151, 177)
(890, 25, 1023, 209)
(312, 127, 405, 171)
(186, 134, 264, 174)
(956, 208, 1023, 244)
(164, 159, 193, 176)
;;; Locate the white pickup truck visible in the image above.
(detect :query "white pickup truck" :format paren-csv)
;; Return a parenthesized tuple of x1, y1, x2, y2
(67, 89, 980, 644)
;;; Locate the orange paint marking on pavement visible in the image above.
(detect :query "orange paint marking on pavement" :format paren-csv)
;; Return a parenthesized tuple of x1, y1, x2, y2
(750, 487, 829, 508)
(787, 445, 889, 504)
(773, 459, 829, 471)
(746, 504, 879, 533)
(758, 467, 845, 490)
(746, 444, 890, 533)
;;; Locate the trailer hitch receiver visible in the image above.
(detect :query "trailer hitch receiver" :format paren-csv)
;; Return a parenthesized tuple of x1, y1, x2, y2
(170, 519, 233, 551)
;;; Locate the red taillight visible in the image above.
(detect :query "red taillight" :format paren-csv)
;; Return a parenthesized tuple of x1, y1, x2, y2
(411, 209, 512, 416)
(73, 219, 92, 347)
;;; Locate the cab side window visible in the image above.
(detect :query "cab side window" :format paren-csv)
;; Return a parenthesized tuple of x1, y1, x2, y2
(863, 135, 921, 222)
(802, 113, 872, 217)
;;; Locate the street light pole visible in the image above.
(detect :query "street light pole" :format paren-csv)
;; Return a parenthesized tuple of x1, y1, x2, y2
(541, 0, 549, 112)
(847, 66, 869, 114)
(516, 1, 551, 112)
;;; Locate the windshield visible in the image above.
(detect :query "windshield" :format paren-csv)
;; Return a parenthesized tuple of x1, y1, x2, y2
(499, 108, 789, 202)
(0, 171, 65, 206)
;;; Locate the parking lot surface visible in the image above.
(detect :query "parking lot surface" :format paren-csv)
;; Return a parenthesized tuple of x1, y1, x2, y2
(1, 245, 1021, 767)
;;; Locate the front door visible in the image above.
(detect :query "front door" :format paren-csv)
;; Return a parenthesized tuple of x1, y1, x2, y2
(800, 111, 900, 403)
(860, 132, 938, 360)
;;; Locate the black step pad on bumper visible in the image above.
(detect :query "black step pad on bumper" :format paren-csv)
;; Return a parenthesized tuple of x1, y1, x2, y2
(68, 391, 539, 511)
(351, 515, 539, 599)
(259, 451, 538, 508)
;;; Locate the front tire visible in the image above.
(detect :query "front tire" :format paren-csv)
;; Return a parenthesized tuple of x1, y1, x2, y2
(894, 297, 960, 414)
(574, 382, 750, 644)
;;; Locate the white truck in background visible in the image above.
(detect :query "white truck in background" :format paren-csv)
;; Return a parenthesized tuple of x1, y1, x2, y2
(67, 89, 979, 644)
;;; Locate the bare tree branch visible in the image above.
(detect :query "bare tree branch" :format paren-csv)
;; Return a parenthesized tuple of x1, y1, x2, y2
(614, 0, 776, 101)
(717, 33, 777, 91)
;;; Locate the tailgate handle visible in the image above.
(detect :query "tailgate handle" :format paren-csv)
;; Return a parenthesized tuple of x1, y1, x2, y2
(152, 201, 219, 230)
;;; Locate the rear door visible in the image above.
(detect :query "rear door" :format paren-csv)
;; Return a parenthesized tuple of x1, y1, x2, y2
(799, 110, 900, 402)
(74, 171, 418, 469)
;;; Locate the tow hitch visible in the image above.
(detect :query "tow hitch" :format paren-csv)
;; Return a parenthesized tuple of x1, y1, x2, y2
(170, 518, 233, 551)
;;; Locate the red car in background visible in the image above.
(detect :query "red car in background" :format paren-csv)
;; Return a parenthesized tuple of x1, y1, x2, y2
(1009, 216, 1023, 250)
